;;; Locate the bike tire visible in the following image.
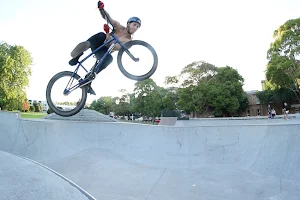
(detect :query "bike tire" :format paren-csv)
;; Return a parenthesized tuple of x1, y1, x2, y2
(117, 40, 158, 81)
(46, 71, 88, 117)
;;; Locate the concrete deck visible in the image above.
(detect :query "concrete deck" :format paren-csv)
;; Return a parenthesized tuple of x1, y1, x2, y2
(0, 111, 300, 200)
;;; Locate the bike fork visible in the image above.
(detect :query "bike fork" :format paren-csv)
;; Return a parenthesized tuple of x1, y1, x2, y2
(120, 43, 139, 62)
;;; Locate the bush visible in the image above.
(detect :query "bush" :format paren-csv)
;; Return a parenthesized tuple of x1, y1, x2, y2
(33, 102, 42, 112)
(178, 117, 189, 120)
(47, 108, 53, 114)
(30, 105, 35, 112)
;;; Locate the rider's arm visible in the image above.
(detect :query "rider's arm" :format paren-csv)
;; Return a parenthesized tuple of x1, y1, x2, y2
(99, 10, 121, 28)
(98, 1, 121, 29)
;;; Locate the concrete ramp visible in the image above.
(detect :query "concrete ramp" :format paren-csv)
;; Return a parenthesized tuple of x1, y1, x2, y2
(0, 111, 300, 200)
(0, 150, 95, 200)
(43, 109, 118, 122)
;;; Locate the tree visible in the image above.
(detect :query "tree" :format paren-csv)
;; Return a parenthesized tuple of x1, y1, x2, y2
(113, 91, 131, 116)
(164, 75, 179, 87)
(164, 61, 248, 117)
(256, 87, 295, 105)
(89, 96, 114, 115)
(266, 18, 300, 103)
(22, 100, 30, 112)
(164, 61, 219, 116)
(208, 66, 247, 116)
(162, 91, 177, 110)
(0, 42, 32, 110)
(237, 92, 249, 115)
(33, 102, 42, 112)
(179, 61, 218, 87)
(176, 83, 211, 116)
(132, 79, 163, 119)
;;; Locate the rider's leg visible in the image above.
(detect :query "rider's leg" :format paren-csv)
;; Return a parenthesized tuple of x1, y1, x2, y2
(87, 51, 113, 95)
(85, 33, 110, 95)
(69, 41, 91, 66)
(95, 49, 113, 73)
(69, 32, 106, 66)
(70, 41, 91, 58)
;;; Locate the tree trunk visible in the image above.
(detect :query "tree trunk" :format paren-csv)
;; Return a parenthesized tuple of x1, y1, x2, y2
(296, 91, 300, 104)
(296, 82, 300, 104)
(286, 85, 300, 104)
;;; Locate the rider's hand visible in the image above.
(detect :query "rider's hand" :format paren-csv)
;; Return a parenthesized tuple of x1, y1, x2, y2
(103, 24, 109, 33)
(98, 1, 104, 9)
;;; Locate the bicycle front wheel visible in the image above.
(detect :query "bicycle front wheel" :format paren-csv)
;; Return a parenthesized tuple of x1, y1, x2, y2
(46, 71, 88, 117)
(117, 40, 158, 81)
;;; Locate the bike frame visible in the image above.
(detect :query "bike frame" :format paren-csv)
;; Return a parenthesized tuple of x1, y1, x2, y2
(63, 36, 117, 95)
(74, 34, 119, 76)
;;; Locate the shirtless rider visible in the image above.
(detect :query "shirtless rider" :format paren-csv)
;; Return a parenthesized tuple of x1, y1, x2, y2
(68, 1, 141, 95)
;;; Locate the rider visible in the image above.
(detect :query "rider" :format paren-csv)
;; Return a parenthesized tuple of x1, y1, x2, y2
(69, 1, 141, 95)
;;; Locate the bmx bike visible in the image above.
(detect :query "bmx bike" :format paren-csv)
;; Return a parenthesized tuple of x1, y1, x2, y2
(46, 9, 158, 117)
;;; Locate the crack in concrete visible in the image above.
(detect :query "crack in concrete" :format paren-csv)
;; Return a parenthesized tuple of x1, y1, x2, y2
(188, 132, 192, 168)
(9, 119, 22, 153)
(191, 136, 240, 156)
(250, 131, 268, 169)
(145, 168, 167, 200)
(176, 139, 182, 148)
(21, 122, 41, 155)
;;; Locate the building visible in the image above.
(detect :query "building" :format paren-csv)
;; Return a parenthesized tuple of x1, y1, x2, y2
(246, 90, 264, 116)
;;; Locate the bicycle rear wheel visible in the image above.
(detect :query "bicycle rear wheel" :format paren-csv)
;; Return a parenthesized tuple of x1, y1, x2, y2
(117, 40, 158, 81)
(46, 71, 88, 117)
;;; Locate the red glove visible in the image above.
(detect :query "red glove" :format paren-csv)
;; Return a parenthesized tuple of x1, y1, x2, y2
(103, 24, 109, 33)
(98, 1, 104, 9)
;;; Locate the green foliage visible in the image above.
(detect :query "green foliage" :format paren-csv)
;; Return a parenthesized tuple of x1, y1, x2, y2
(33, 102, 42, 112)
(30, 105, 35, 112)
(47, 108, 53, 114)
(162, 91, 177, 110)
(20, 112, 47, 119)
(164, 75, 179, 86)
(208, 66, 247, 116)
(256, 87, 296, 105)
(86, 61, 251, 118)
(113, 92, 131, 116)
(89, 96, 114, 115)
(0, 42, 33, 110)
(176, 83, 210, 115)
(237, 92, 249, 115)
(132, 79, 163, 118)
(266, 17, 300, 102)
(179, 61, 218, 87)
(175, 65, 248, 116)
(176, 86, 195, 114)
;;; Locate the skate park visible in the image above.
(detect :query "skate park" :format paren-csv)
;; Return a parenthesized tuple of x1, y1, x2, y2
(1, 110, 300, 200)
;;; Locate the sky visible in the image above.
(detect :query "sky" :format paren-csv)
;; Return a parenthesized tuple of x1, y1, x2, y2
(1, 0, 299, 104)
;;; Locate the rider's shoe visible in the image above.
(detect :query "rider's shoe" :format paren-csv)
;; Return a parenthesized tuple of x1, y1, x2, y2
(69, 52, 83, 66)
(87, 84, 96, 95)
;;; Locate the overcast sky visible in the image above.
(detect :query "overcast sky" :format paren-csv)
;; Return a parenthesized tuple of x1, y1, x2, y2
(1, 0, 299, 103)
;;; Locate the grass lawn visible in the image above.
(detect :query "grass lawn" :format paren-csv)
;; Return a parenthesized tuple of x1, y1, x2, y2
(20, 112, 48, 119)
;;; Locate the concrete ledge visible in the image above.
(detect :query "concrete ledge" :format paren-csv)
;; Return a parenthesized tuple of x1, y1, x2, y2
(43, 109, 118, 122)
(158, 117, 177, 126)
(189, 113, 300, 120)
